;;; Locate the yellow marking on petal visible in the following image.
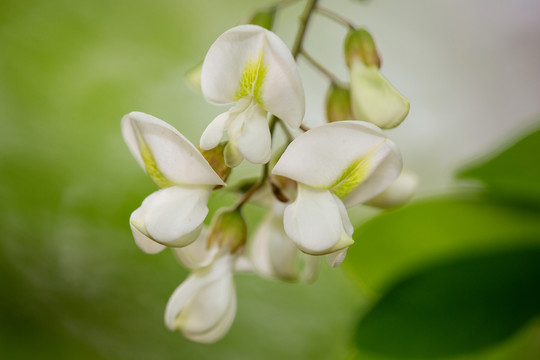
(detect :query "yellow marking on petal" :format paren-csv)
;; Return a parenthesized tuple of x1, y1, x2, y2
(329, 145, 379, 199)
(234, 47, 267, 106)
(132, 123, 175, 188)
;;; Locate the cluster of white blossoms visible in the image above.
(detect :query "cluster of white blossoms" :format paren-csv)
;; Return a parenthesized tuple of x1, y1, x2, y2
(122, 2, 415, 344)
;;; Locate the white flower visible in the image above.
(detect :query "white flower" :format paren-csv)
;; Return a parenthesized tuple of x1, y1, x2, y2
(349, 60, 410, 129)
(173, 228, 220, 270)
(200, 24, 305, 167)
(165, 251, 236, 344)
(122, 111, 225, 254)
(251, 200, 318, 282)
(272, 121, 402, 264)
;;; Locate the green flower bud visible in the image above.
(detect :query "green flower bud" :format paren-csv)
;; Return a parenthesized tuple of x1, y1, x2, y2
(207, 208, 247, 253)
(246, 7, 277, 30)
(198, 142, 231, 184)
(184, 62, 202, 91)
(325, 83, 354, 122)
(349, 61, 410, 129)
(344, 28, 381, 69)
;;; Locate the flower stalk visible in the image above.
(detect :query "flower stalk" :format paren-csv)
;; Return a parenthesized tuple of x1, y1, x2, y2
(316, 5, 356, 29)
(301, 49, 346, 87)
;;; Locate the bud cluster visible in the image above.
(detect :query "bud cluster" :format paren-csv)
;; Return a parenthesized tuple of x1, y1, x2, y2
(120, 0, 416, 344)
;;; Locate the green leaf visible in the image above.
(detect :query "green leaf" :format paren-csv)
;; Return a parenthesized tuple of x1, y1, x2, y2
(459, 126, 540, 205)
(345, 195, 540, 291)
(354, 246, 540, 358)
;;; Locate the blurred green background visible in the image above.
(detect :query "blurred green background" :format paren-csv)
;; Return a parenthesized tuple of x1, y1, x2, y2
(1, 0, 539, 359)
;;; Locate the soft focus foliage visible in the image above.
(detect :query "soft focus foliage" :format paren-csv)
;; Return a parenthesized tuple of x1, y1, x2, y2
(348, 124, 540, 359)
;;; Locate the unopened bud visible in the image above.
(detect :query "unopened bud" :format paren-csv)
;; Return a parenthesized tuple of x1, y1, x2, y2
(184, 62, 202, 91)
(198, 142, 231, 184)
(207, 208, 247, 253)
(246, 7, 276, 30)
(344, 28, 381, 69)
(349, 61, 410, 129)
(325, 83, 354, 122)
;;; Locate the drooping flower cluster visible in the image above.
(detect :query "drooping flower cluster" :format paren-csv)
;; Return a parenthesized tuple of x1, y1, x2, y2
(121, 2, 415, 344)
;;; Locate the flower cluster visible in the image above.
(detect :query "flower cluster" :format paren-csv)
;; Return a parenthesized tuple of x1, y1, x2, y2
(122, 3, 415, 344)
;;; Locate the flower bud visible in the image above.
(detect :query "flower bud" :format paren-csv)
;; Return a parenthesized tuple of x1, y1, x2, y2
(325, 83, 354, 122)
(246, 7, 276, 30)
(344, 28, 381, 69)
(349, 61, 410, 129)
(184, 62, 202, 91)
(198, 142, 231, 184)
(207, 208, 247, 253)
(164, 254, 236, 343)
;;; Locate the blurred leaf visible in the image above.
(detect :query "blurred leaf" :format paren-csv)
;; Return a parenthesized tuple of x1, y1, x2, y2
(354, 246, 540, 358)
(345, 195, 540, 291)
(459, 126, 540, 206)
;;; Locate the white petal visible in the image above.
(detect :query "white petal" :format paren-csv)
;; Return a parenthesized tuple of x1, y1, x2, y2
(236, 102, 271, 164)
(132, 186, 211, 247)
(179, 274, 234, 338)
(173, 228, 220, 270)
(224, 141, 243, 168)
(121, 111, 224, 186)
(233, 256, 255, 273)
(350, 61, 410, 129)
(164, 255, 235, 343)
(335, 193, 354, 236)
(365, 169, 418, 208)
(251, 210, 298, 280)
(273, 121, 402, 205)
(200, 111, 230, 150)
(259, 29, 304, 129)
(201, 25, 268, 104)
(183, 291, 236, 343)
(129, 207, 166, 254)
(326, 248, 348, 267)
(273, 121, 383, 187)
(342, 139, 402, 207)
(283, 184, 353, 255)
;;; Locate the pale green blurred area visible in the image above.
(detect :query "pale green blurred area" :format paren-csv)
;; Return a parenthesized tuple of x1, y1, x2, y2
(1, 0, 540, 359)
(0, 0, 361, 358)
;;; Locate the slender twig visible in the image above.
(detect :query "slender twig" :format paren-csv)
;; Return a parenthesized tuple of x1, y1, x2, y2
(300, 50, 346, 87)
(316, 5, 356, 29)
(234, 168, 267, 209)
(291, 0, 320, 59)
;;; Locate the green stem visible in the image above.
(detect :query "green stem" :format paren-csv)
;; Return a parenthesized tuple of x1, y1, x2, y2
(300, 49, 346, 87)
(315, 5, 356, 29)
(291, 0, 320, 59)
